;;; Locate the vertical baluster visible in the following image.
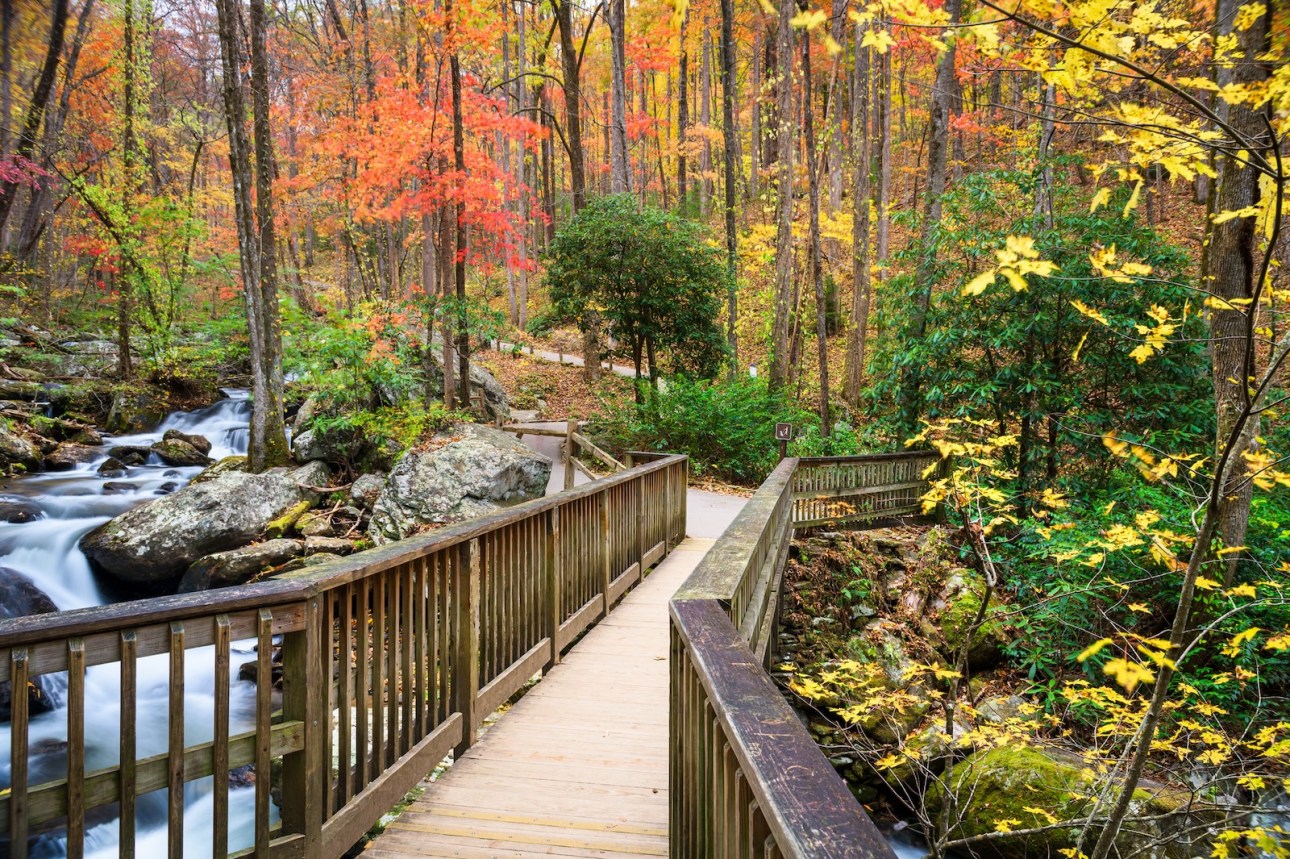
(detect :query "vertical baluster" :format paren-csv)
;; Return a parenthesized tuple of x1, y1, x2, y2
(167, 623, 185, 859)
(372, 574, 386, 776)
(66, 639, 85, 859)
(437, 553, 450, 725)
(387, 570, 401, 767)
(213, 616, 231, 857)
(119, 633, 137, 859)
(255, 609, 272, 857)
(356, 577, 371, 790)
(282, 597, 325, 852)
(546, 506, 561, 665)
(9, 649, 28, 859)
(414, 557, 428, 742)
(402, 564, 414, 755)
(338, 583, 354, 806)
(452, 539, 481, 752)
(322, 594, 335, 818)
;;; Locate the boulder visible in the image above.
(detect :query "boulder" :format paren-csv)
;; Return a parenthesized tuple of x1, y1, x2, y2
(349, 473, 385, 509)
(290, 426, 357, 465)
(179, 539, 306, 593)
(107, 445, 151, 466)
(105, 389, 165, 434)
(368, 423, 551, 544)
(102, 482, 138, 494)
(926, 745, 1206, 859)
(193, 455, 247, 484)
(69, 428, 103, 446)
(425, 337, 511, 423)
(0, 568, 63, 721)
(934, 569, 1010, 670)
(0, 425, 42, 472)
(97, 457, 128, 478)
(295, 511, 334, 537)
(79, 470, 312, 586)
(285, 460, 331, 490)
(162, 429, 212, 456)
(45, 442, 100, 471)
(150, 438, 212, 467)
(0, 496, 42, 524)
(155, 481, 179, 495)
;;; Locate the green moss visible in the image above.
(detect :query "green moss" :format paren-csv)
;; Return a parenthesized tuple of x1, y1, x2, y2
(266, 501, 312, 539)
(936, 570, 1010, 668)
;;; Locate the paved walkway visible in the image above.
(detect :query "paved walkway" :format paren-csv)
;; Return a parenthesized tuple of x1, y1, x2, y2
(362, 494, 741, 858)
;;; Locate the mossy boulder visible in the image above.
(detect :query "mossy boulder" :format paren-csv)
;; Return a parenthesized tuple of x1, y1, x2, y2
(193, 455, 247, 484)
(926, 745, 1206, 859)
(150, 438, 212, 467)
(934, 569, 1010, 670)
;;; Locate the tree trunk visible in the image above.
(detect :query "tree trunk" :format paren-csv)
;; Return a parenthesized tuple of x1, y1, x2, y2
(897, 0, 961, 434)
(719, 0, 738, 365)
(553, 0, 588, 212)
(450, 44, 471, 409)
(677, 7, 688, 209)
(0, 0, 68, 238)
(609, 0, 631, 193)
(844, 34, 872, 405)
(118, 0, 137, 379)
(699, 24, 713, 219)
(767, 0, 794, 389)
(803, 27, 830, 437)
(1201, 0, 1271, 586)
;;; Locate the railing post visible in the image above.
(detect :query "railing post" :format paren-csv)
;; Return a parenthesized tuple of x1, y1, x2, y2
(563, 419, 576, 491)
(281, 596, 325, 852)
(452, 539, 481, 754)
(546, 506, 562, 667)
(663, 466, 672, 558)
(599, 491, 611, 615)
(635, 475, 645, 576)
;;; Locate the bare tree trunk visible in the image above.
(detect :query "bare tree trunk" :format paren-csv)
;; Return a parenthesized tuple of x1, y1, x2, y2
(699, 23, 712, 219)
(844, 33, 872, 405)
(609, 0, 631, 193)
(450, 41, 471, 408)
(719, 0, 738, 365)
(553, 0, 589, 212)
(767, 0, 794, 389)
(898, 0, 961, 434)
(876, 50, 891, 279)
(803, 26, 829, 436)
(677, 7, 688, 209)
(749, 23, 761, 201)
(118, 0, 138, 379)
(0, 0, 68, 238)
(1201, 0, 1271, 586)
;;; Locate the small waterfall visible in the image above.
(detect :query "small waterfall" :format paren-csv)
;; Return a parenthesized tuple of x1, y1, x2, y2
(0, 389, 266, 857)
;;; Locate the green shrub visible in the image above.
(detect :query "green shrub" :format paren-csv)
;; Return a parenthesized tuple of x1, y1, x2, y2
(592, 376, 815, 484)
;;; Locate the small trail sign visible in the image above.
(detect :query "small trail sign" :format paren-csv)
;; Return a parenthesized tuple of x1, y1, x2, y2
(774, 423, 794, 442)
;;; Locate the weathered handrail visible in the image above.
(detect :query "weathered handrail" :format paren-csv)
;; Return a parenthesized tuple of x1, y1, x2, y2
(0, 453, 688, 859)
(670, 450, 939, 859)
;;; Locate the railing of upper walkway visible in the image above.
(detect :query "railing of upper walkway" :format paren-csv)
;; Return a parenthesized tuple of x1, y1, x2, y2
(669, 450, 941, 859)
(0, 454, 688, 859)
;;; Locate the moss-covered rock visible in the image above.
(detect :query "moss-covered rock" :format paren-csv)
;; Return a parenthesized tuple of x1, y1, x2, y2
(934, 569, 1010, 670)
(193, 455, 247, 484)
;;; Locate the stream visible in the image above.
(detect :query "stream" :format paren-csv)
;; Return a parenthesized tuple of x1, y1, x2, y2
(0, 391, 275, 857)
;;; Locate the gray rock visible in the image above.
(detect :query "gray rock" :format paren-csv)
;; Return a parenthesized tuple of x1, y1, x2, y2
(107, 445, 151, 466)
(286, 460, 331, 489)
(105, 389, 164, 433)
(102, 482, 138, 494)
(192, 455, 247, 484)
(163, 429, 212, 456)
(0, 568, 63, 721)
(45, 442, 100, 471)
(0, 425, 41, 472)
(0, 496, 42, 523)
(295, 511, 334, 537)
(97, 457, 128, 478)
(349, 473, 385, 509)
(150, 438, 212, 467)
(292, 395, 324, 435)
(426, 337, 511, 422)
(79, 471, 311, 586)
(155, 482, 178, 495)
(179, 539, 306, 592)
(69, 428, 103, 446)
(368, 423, 550, 544)
(303, 536, 357, 555)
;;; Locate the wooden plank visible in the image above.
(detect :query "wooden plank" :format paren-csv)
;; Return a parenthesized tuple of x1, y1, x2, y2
(66, 638, 85, 859)
(555, 597, 601, 652)
(167, 622, 185, 859)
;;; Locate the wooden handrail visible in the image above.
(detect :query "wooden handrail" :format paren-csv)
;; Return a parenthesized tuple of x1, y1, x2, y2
(669, 450, 941, 859)
(0, 454, 689, 859)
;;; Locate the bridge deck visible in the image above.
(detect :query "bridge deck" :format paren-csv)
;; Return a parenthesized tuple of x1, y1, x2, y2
(363, 537, 715, 858)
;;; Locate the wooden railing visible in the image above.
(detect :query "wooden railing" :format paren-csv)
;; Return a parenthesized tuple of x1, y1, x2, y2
(670, 451, 938, 859)
(792, 450, 942, 528)
(0, 454, 688, 859)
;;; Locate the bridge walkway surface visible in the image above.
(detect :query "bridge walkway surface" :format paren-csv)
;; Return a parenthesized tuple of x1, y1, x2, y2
(362, 490, 743, 859)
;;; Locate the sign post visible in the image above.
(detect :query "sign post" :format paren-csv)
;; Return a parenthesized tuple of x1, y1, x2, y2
(775, 422, 794, 461)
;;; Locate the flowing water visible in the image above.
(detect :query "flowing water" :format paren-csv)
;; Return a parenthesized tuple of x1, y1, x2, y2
(0, 391, 277, 857)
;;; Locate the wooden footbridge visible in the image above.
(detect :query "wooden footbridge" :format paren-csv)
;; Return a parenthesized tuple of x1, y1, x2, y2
(0, 450, 940, 858)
